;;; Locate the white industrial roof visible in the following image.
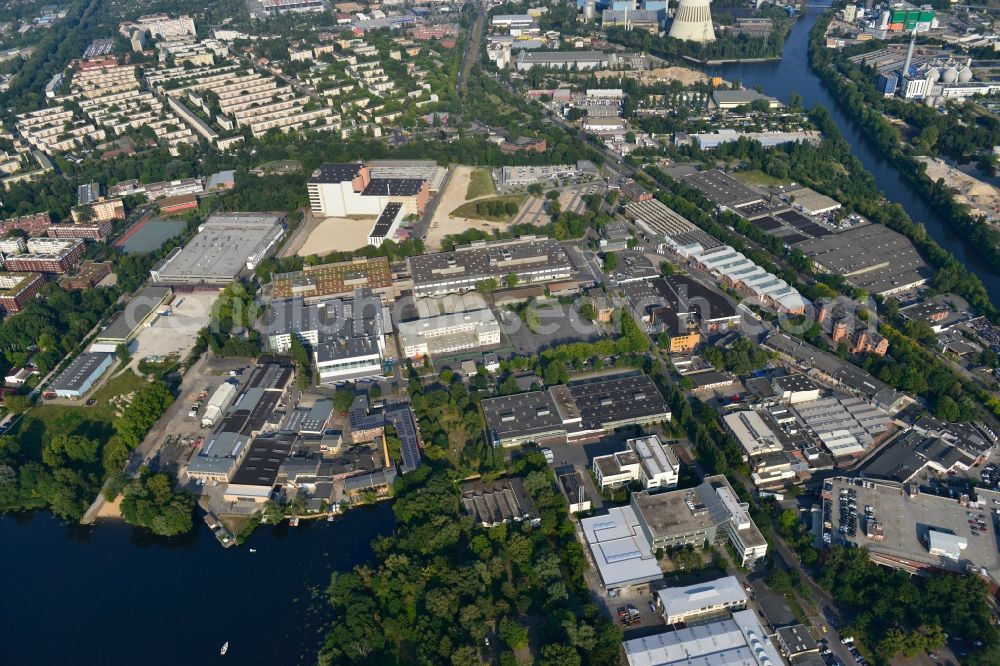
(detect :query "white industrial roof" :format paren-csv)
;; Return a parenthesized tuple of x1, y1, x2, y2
(929, 530, 968, 559)
(657, 576, 748, 619)
(581, 506, 663, 589)
(723, 411, 783, 457)
(623, 609, 782, 666)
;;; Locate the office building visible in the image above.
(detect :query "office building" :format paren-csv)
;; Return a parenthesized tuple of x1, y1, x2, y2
(515, 50, 608, 71)
(631, 475, 768, 567)
(260, 289, 387, 385)
(347, 397, 422, 473)
(396, 296, 501, 360)
(592, 435, 680, 491)
(307, 162, 429, 218)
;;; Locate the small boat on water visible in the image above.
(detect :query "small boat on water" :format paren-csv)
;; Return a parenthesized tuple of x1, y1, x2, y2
(220, 642, 229, 656)
(289, 516, 300, 527)
(249, 548, 256, 553)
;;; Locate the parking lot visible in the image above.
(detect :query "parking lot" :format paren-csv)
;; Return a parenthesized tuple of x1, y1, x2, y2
(826, 477, 1000, 578)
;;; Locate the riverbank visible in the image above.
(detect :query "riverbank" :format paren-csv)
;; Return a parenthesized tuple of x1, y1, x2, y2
(807, 9, 1000, 286)
(709, 1, 1000, 309)
(683, 55, 781, 66)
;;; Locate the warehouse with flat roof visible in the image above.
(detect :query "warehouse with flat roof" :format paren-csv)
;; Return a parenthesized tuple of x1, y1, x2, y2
(481, 372, 670, 447)
(150, 212, 285, 284)
(792, 223, 932, 297)
(46, 351, 115, 398)
(92, 285, 172, 350)
(622, 609, 783, 666)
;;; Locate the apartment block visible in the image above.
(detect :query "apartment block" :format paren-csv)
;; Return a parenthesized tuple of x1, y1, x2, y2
(3, 238, 85, 274)
(0, 272, 45, 313)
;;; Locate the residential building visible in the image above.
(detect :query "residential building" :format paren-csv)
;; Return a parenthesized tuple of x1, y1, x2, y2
(3, 238, 85, 274)
(0, 272, 45, 313)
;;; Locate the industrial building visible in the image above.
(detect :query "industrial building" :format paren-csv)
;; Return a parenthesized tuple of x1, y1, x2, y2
(656, 576, 748, 625)
(460, 477, 541, 528)
(631, 475, 769, 567)
(149, 212, 285, 285)
(792, 223, 932, 297)
(91, 286, 172, 351)
(307, 162, 429, 219)
(580, 505, 663, 591)
(46, 351, 115, 399)
(260, 289, 388, 385)
(621, 609, 783, 666)
(347, 397, 422, 473)
(668, 0, 715, 43)
(408, 236, 573, 297)
(592, 435, 680, 491)
(271, 256, 393, 303)
(711, 90, 781, 110)
(514, 50, 608, 71)
(481, 372, 670, 448)
(396, 306, 501, 361)
(0, 272, 45, 313)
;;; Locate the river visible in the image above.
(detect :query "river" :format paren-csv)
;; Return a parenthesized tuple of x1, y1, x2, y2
(0, 506, 394, 664)
(709, 1, 1000, 306)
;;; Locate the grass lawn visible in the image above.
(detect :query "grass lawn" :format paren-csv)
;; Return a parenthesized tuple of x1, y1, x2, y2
(451, 194, 527, 223)
(465, 168, 496, 200)
(11, 370, 149, 460)
(731, 170, 789, 187)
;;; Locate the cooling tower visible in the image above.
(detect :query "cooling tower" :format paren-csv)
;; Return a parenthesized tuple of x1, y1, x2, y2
(669, 0, 715, 42)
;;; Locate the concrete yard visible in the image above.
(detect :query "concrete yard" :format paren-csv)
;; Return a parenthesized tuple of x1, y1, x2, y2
(499, 302, 609, 355)
(828, 477, 1000, 579)
(129, 291, 219, 370)
(297, 216, 375, 256)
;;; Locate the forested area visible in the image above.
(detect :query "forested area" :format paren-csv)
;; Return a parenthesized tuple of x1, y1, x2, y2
(808, 10, 1000, 274)
(320, 457, 623, 665)
(119, 470, 195, 537)
(820, 545, 998, 664)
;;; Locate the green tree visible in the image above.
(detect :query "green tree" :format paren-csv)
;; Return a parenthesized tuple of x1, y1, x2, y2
(602, 252, 618, 273)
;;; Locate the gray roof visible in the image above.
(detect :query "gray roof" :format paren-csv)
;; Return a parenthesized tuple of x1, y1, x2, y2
(460, 477, 539, 526)
(308, 163, 365, 184)
(408, 237, 572, 291)
(96, 286, 172, 343)
(48, 352, 114, 394)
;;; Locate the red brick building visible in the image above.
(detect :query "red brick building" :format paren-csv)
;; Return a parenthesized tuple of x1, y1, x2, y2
(0, 212, 53, 236)
(0, 272, 45, 313)
(3, 239, 85, 274)
(59, 261, 113, 290)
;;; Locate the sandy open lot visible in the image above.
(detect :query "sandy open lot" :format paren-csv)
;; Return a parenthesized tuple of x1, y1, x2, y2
(592, 66, 709, 86)
(298, 216, 376, 256)
(129, 291, 219, 370)
(917, 156, 1000, 220)
(426, 166, 546, 250)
